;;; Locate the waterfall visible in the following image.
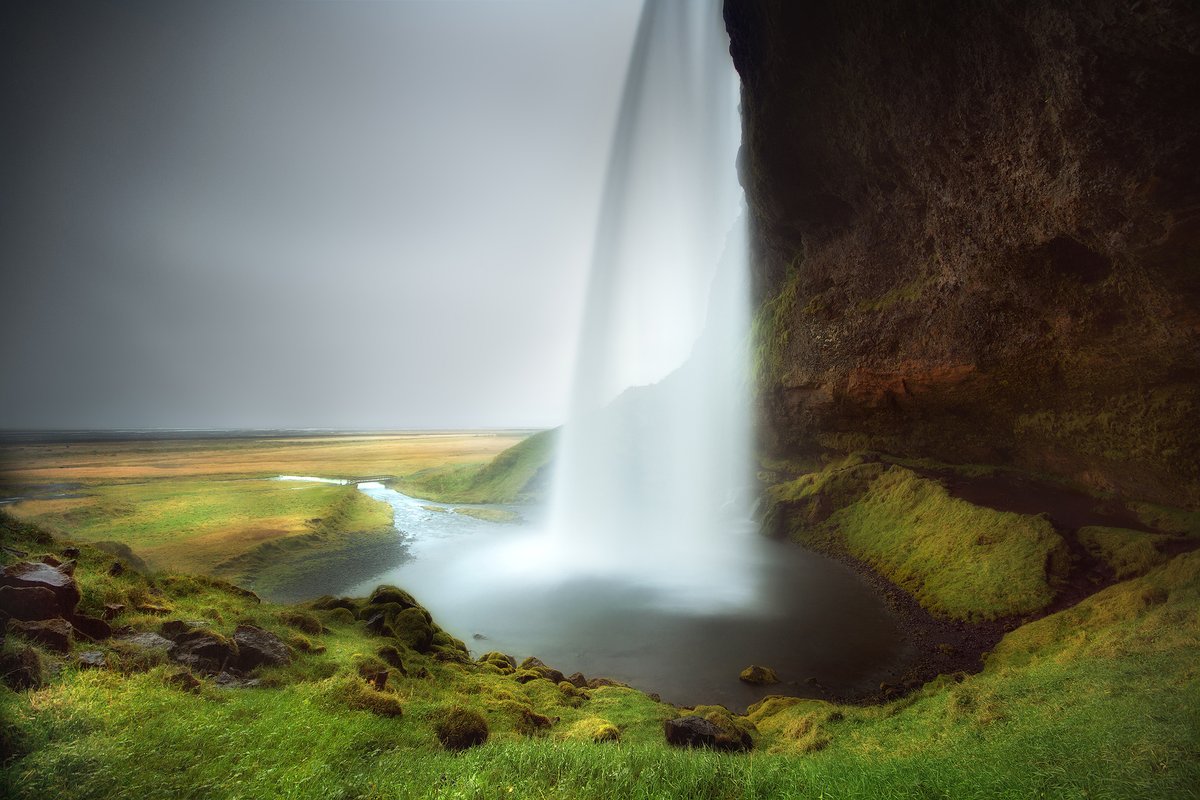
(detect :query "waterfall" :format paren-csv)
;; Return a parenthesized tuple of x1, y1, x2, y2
(547, 0, 757, 608)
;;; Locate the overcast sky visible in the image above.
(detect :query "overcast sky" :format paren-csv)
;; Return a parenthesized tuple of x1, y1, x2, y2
(0, 0, 644, 430)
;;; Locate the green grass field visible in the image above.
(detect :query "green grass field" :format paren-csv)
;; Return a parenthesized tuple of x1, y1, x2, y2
(2, 509, 1199, 799)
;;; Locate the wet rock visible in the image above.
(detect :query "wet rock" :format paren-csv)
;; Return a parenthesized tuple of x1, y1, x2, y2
(0, 585, 62, 621)
(215, 671, 262, 689)
(0, 645, 44, 690)
(115, 631, 175, 652)
(9, 618, 73, 652)
(78, 650, 107, 669)
(70, 614, 112, 641)
(170, 631, 236, 674)
(102, 603, 126, 620)
(166, 669, 201, 692)
(739, 665, 780, 685)
(232, 624, 291, 671)
(0, 561, 81, 615)
(565, 672, 588, 688)
(664, 715, 752, 752)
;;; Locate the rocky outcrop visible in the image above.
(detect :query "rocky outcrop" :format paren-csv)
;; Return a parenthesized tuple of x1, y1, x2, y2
(725, 0, 1200, 506)
(232, 624, 291, 671)
(664, 715, 753, 752)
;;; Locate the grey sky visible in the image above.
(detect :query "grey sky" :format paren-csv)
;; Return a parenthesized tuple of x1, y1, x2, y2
(0, 0, 643, 430)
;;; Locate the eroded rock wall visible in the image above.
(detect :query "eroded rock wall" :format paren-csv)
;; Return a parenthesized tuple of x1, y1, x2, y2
(725, 0, 1200, 505)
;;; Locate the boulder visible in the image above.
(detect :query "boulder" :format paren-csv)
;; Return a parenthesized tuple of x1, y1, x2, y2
(586, 677, 624, 689)
(78, 650, 107, 669)
(70, 614, 112, 641)
(9, 618, 74, 653)
(232, 624, 291, 671)
(0, 645, 44, 689)
(664, 716, 752, 752)
(169, 631, 236, 674)
(0, 561, 80, 615)
(739, 665, 780, 685)
(478, 651, 517, 672)
(0, 585, 62, 620)
(565, 672, 588, 688)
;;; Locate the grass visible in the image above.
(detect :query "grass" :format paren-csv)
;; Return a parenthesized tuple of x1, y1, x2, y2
(769, 459, 1069, 620)
(1078, 525, 1173, 579)
(6, 479, 394, 578)
(2, 512, 1199, 798)
(395, 429, 556, 504)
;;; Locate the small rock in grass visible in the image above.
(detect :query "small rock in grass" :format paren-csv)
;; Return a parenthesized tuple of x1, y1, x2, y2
(9, 618, 73, 653)
(0, 646, 44, 690)
(664, 716, 752, 752)
(739, 665, 779, 685)
(166, 669, 201, 692)
(70, 614, 112, 641)
(215, 671, 262, 689)
(78, 650, 107, 669)
(102, 603, 126, 620)
(116, 631, 175, 652)
(233, 624, 291, 671)
(170, 631, 236, 674)
(61, 546, 80, 559)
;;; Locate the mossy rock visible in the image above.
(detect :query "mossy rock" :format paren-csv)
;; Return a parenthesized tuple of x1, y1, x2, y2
(367, 585, 421, 611)
(323, 608, 356, 626)
(515, 707, 554, 737)
(376, 645, 407, 673)
(435, 707, 489, 751)
(310, 596, 360, 613)
(387, 607, 434, 652)
(739, 665, 779, 685)
(478, 651, 517, 673)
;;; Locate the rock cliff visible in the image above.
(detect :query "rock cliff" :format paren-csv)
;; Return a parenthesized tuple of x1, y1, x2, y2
(725, 0, 1200, 505)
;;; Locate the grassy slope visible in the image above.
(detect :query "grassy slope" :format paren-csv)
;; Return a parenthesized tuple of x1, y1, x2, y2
(769, 458, 1069, 620)
(3, 505, 1199, 799)
(395, 429, 556, 504)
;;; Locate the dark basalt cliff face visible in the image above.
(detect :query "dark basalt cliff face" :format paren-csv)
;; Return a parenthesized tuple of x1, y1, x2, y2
(724, 0, 1200, 506)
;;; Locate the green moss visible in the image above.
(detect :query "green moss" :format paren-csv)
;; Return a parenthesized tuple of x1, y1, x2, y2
(276, 610, 323, 636)
(387, 608, 434, 653)
(327, 674, 403, 718)
(751, 259, 802, 387)
(1078, 526, 1172, 579)
(854, 275, 935, 313)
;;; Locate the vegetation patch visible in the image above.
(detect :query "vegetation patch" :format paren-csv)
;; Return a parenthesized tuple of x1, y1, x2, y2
(1078, 526, 1172, 579)
(396, 430, 556, 504)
